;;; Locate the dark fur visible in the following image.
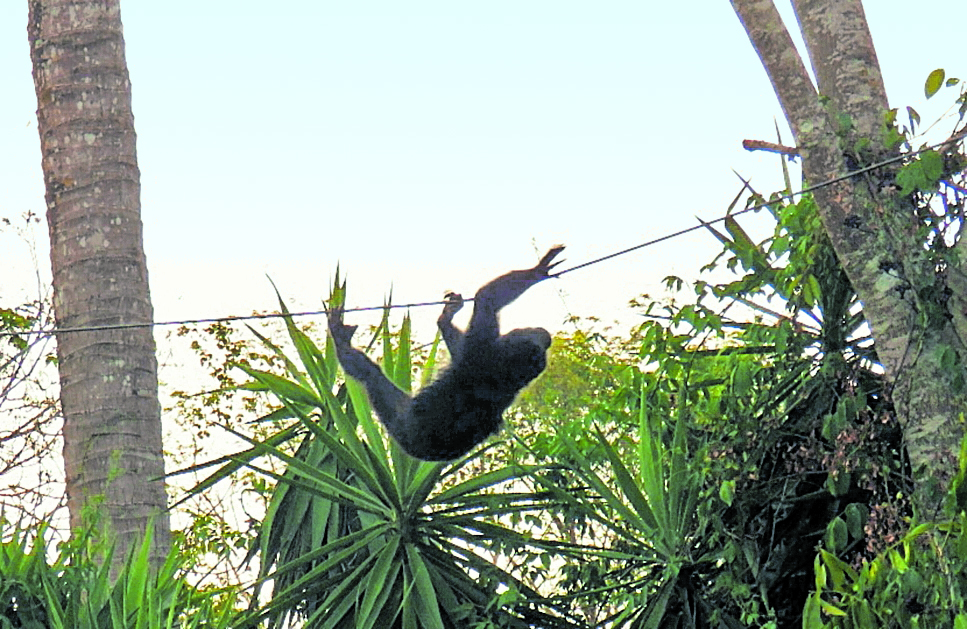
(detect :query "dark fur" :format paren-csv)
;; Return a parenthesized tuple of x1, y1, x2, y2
(328, 246, 564, 460)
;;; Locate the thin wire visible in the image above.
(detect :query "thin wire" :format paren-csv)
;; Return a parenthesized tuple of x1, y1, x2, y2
(552, 134, 963, 277)
(3, 133, 964, 340)
(1, 301, 453, 338)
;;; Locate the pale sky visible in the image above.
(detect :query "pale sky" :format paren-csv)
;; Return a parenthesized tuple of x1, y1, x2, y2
(1, 1, 963, 345)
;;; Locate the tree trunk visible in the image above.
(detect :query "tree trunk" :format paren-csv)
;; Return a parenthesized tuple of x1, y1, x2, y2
(730, 0, 967, 515)
(27, 0, 170, 570)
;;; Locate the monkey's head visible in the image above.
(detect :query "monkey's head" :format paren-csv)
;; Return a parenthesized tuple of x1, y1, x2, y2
(501, 328, 552, 388)
(504, 327, 552, 350)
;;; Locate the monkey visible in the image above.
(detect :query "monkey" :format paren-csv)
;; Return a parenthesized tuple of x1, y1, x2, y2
(327, 245, 565, 461)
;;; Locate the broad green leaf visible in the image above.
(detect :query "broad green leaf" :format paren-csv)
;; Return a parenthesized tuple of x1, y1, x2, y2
(814, 554, 826, 589)
(925, 68, 945, 98)
(825, 516, 848, 552)
(889, 547, 908, 572)
(844, 503, 868, 538)
(803, 593, 824, 629)
(819, 549, 852, 590)
(731, 361, 753, 396)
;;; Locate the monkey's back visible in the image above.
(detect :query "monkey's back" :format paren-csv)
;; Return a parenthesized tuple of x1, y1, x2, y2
(396, 365, 513, 460)
(391, 334, 548, 461)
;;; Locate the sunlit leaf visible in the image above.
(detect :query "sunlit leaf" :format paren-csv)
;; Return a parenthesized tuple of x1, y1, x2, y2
(925, 68, 945, 98)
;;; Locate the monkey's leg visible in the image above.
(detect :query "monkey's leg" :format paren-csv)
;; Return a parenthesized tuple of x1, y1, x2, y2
(334, 344, 411, 432)
(328, 307, 411, 432)
(464, 245, 565, 343)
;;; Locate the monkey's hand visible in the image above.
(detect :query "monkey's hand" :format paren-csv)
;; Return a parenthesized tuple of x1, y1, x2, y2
(533, 244, 565, 279)
(326, 305, 358, 348)
(439, 291, 464, 324)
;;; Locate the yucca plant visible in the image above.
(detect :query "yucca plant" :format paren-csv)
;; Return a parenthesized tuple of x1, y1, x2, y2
(0, 520, 239, 629)
(186, 275, 584, 629)
(547, 375, 726, 629)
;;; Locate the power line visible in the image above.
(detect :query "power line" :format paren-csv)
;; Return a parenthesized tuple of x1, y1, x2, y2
(3, 135, 964, 340)
(0, 301, 449, 338)
(551, 135, 962, 277)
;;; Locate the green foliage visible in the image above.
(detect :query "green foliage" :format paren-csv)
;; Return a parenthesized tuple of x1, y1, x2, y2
(800, 439, 967, 627)
(896, 150, 944, 196)
(672, 111, 967, 627)
(808, 515, 967, 629)
(510, 326, 630, 461)
(550, 382, 727, 628)
(167, 172, 928, 627)
(924, 68, 962, 100)
(0, 307, 32, 352)
(0, 521, 239, 629)
(540, 169, 909, 626)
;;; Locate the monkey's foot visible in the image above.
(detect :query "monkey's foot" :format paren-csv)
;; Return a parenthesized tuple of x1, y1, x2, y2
(326, 306, 357, 345)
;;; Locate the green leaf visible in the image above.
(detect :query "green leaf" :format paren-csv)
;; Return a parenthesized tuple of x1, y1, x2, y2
(405, 545, 445, 629)
(920, 149, 943, 180)
(236, 365, 323, 408)
(844, 503, 868, 539)
(802, 592, 824, 629)
(852, 600, 875, 629)
(907, 106, 920, 127)
(825, 517, 848, 552)
(223, 424, 391, 515)
(637, 579, 676, 629)
(889, 547, 908, 573)
(819, 549, 856, 590)
(731, 361, 753, 396)
(359, 538, 401, 629)
(719, 480, 735, 506)
(896, 150, 943, 196)
(925, 68, 946, 98)
(819, 598, 846, 617)
(563, 436, 657, 544)
(600, 432, 662, 533)
(814, 554, 826, 589)
(826, 470, 850, 497)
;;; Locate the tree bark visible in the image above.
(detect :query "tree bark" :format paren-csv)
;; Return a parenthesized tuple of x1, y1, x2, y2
(27, 0, 170, 570)
(731, 0, 967, 515)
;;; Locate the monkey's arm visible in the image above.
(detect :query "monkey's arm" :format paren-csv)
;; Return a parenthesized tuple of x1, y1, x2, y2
(437, 292, 465, 357)
(466, 245, 565, 341)
(327, 307, 410, 430)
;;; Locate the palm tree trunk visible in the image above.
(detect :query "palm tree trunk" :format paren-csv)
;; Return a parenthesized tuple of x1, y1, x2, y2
(28, 0, 171, 571)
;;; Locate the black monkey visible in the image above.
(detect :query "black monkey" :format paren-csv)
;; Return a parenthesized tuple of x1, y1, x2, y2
(327, 245, 565, 461)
